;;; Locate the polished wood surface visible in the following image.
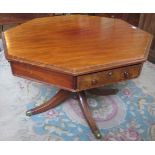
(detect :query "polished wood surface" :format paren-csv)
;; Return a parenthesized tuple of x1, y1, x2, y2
(11, 61, 75, 91)
(77, 91, 102, 139)
(2, 15, 153, 75)
(9, 60, 142, 92)
(26, 89, 71, 116)
(95, 13, 140, 26)
(77, 63, 142, 91)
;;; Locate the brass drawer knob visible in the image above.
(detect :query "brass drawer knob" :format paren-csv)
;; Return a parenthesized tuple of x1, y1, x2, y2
(124, 71, 129, 79)
(108, 72, 113, 76)
(91, 79, 98, 85)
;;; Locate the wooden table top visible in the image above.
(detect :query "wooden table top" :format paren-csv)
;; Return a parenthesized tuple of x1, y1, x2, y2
(2, 15, 153, 75)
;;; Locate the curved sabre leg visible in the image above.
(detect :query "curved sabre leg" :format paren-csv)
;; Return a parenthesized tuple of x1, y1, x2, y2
(77, 91, 102, 139)
(26, 89, 71, 116)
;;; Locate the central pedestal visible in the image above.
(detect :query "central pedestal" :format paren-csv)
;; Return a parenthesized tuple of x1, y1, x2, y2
(26, 88, 118, 139)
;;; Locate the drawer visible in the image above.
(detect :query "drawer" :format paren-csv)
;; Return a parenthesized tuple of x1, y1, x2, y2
(77, 64, 142, 91)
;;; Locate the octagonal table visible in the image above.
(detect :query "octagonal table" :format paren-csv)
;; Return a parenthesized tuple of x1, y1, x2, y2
(2, 15, 153, 139)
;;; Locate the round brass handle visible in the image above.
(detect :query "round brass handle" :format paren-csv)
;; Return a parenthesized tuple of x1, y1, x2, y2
(124, 71, 129, 79)
(108, 72, 113, 76)
(91, 79, 98, 85)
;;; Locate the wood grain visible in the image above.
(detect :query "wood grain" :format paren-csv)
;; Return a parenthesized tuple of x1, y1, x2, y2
(95, 13, 140, 26)
(26, 89, 71, 116)
(10, 61, 142, 92)
(77, 91, 102, 138)
(77, 63, 142, 91)
(11, 61, 75, 91)
(2, 15, 153, 76)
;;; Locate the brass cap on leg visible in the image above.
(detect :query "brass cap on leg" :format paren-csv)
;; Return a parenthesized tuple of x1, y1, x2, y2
(26, 110, 33, 116)
(94, 130, 102, 139)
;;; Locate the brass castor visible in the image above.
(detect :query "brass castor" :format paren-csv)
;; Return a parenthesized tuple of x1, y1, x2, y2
(94, 130, 102, 139)
(26, 110, 32, 116)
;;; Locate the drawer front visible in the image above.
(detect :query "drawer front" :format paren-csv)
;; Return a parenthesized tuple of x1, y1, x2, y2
(77, 64, 142, 91)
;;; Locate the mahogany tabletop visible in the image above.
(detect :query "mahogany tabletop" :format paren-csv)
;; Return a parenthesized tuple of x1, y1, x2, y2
(2, 15, 153, 76)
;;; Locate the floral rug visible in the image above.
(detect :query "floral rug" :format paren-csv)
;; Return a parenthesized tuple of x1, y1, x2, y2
(0, 39, 155, 141)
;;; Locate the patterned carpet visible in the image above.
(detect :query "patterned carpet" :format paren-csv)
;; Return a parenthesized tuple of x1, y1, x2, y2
(0, 39, 155, 141)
